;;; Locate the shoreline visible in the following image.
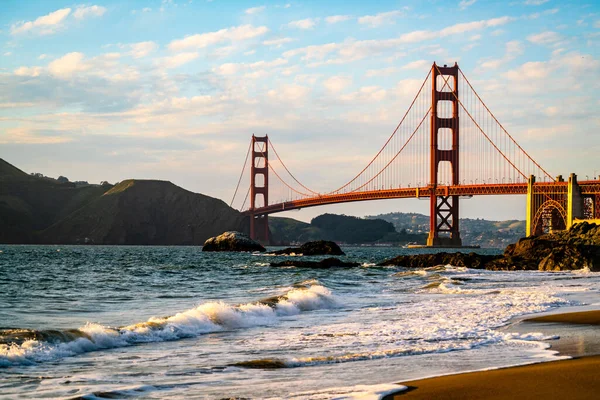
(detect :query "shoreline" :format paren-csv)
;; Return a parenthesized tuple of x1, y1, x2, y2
(384, 309, 600, 399)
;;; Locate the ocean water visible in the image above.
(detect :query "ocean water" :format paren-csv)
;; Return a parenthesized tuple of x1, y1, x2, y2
(1, 245, 599, 399)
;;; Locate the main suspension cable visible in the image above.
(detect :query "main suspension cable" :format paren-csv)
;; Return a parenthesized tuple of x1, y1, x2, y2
(268, 138, 320, 195)
(230, 139, 252, 208)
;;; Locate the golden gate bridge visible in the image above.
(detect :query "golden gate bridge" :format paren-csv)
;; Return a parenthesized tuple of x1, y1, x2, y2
(230, 63, 600, 246)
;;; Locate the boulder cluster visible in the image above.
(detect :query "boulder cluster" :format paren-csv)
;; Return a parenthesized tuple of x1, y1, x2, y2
(267, 240, 345, 256)
(380, 222, 600, 272)
(203, 223, 600, 272)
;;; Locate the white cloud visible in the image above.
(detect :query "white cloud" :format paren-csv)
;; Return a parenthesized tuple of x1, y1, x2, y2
(323, 76, 352, 93)
(213, 58, 288, 76)
(168, 25, 269, 51)
(14, 66, 43, 77)
(358, 10, 403, 28)
(215, 63, 238, 75)
(326, 15, 352, 24)
(524, 0, 549, 5)
(365, 67, 398, 78)
(38, 54, 48, 60)
(506, 40, 524, 56)
(263, 37, 294, 47)
(4, 52, 12, 56)
(478, 40, 523, 70)
(129, 41, 159, 58)
(340, 86, 387, 102)
(268, 84, 310, 101)
(48, 52, 91, 78)
(459, 0, 477, 10)
(470, 34, 482, 41)
(245, 6, 266, 15)
(287, 18, 317, 30)
(73, 5, 107, 20)
(438, 16, 512, 36)
(284, 17, 513, 67)
(595, 20, 600, 29)
(402, 60, 430, 70)
(11, 8, 71, 35)
(505, 61, 551, 81)
(527, 31, 562, 46)
(156, 52, 200, 69)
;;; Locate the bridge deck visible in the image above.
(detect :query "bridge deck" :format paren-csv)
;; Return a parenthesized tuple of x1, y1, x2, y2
(243, 183, 532, 215)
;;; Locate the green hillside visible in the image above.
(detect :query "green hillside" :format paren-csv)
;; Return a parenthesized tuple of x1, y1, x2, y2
(0, 159, 110, 243)
(0, 159, 247, 245)
(40, 179, 246, 245)
(269, 213, 426, 245)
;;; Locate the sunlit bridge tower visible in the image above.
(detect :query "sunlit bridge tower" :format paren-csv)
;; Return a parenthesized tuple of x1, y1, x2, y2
(250, 135, 269, 244)
(428, 62, 462, 247)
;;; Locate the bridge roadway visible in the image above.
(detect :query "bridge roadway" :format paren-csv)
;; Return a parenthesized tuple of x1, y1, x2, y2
(241, 181, 600, 216)
(243, 183, 526, 216)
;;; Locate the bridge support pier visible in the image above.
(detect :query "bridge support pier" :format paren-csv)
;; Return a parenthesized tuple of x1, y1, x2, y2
(249, 135, 270, 244)
(526, 175, 536, 236)
(427, 62, 462, 247)
(567, 173, 583, 229)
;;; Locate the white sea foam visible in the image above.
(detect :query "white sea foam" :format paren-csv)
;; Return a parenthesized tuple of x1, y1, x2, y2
(572, 266, 593, 274)
(0, 284, 336, 367)
(283, 383, 407, 400)
(232, 278, 575, 369)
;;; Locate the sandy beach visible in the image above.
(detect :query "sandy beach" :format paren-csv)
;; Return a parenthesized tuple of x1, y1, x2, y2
(384, 310, 600, 400)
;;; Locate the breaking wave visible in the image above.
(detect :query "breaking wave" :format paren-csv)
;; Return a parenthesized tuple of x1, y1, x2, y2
(0, 283, 336, 367)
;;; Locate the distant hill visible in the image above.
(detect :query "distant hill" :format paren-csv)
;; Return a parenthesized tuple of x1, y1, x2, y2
(0, 159, 109, 243)
(269, 213, 426, 245)
(366, 212, 525, 248)
(41, 180, 245, 245)
(268, 216, 325, 244)
(0, 159, 247, 245)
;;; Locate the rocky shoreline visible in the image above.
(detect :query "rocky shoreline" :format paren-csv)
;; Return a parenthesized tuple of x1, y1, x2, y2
(203, 222, 600, 272)
(380, 222, 600, 272)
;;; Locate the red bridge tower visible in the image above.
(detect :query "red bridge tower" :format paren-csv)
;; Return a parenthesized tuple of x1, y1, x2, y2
(428, 63, 462, 247)
(250, 135, 269, 244)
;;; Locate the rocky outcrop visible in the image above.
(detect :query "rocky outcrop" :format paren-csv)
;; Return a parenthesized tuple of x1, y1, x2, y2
(269, 240, 345, 256)
(378, 252, 500, 269)
(202, 231, 265, 252)
(486, 222, 600, 271)
(270, 258, 359, 268)
(379, 222, 600, 272)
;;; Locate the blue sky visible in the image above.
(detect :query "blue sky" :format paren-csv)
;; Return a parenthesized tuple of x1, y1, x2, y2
(1, 0, 599, 221)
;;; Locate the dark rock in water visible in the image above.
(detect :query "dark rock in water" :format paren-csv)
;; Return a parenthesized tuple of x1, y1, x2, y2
(202, 231, 265, 252)
(230, 358, 288, 369)
(269, 240, 344, 256)
(271, 257, 359, 268)
(378, 252, 500, 269)
(379, 222, 600, 272)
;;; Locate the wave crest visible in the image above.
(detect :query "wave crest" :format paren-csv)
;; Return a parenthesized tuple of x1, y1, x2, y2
(0, 284, 336, 367)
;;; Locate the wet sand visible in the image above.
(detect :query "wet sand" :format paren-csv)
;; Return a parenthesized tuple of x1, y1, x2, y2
(384, 310, 600, 400)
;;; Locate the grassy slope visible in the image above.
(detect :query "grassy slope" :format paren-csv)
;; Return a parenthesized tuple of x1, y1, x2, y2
(40, 180, 247, 245)
(0, 159, 109, 243)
